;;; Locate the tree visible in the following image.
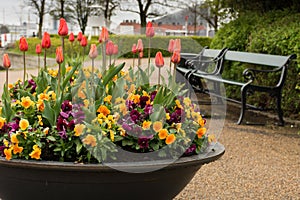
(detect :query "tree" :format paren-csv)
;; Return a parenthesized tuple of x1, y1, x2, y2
(69, 0, 96, 34)
(50, 0, 74, 22)
(96, 0, 120, 28)
(120, 0, 169, 33)
(26, 0, 48, 38)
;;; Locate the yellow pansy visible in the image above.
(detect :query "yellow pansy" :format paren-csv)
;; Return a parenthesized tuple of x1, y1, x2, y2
(11, 134, 19, 144)
(183, 97, 192, 106)
(82, 134, 97, 147)
(13, 143, 23, 154)
(4, 148, 12, 160)
(21, 96, 34, 109)
(153, 121, 163, 132)
(196, 127, 207, 138)
(119, 103, 127, 115)
(8, 84, 14, 89)
(48, 91, 57, 101)
(74, 124, 86, 137)
(166, 134, 176, 145)
(110, 130, 115, 142)
(19, 119, 30, 131)
(3, 139, 9, 147)
(43, 127, 49, 135)
(37, 100, 45, 112)
(97, 105, 111, 116)
(38, 93, 49, 101)
(84, 99, 89, 107)
(38, 115, 43, 126)
(29, 145, 42, 160)
(175, 100, 182, 109)
(0, 117, 6, 129)
(142, 121, 152, 130)
(158, 129, 168, 140)
(166, 113, 170, 120)
(104, 95, 112, 103)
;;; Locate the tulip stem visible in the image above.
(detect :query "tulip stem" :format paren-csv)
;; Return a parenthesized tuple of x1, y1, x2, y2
(44, 49, 47, 71)
(91, 58, 95, 96)
(109, 56, 112, 66)
(6, 68, 8, 90)
(102, 42, 107, 71)
(173, 63, 177, 83)
(23, 51, 26, 85)
(38, 54, 40, 74)
(148, 38, 151, 77)
(169, 56, 172, 73)
(158, 67, 161, 86)
(61, 36, 65, 57)
(58, 63, 61, 95)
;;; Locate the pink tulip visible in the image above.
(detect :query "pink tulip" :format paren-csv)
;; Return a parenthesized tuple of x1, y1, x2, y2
(168, 39, 175, 53)
(146, 21, 155, 38)
(106, 40, 114, 56)
(155, 52, 164, 68)
(136, 39, 143, 53)
(89, 44, 98, 59)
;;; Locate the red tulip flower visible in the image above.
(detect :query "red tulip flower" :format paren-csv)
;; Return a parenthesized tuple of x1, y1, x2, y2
(155, 52, 164, 68)
(106, 40, 114, 56)
(80, 36, 88, 47)
(69, 32, 75, 42)
(58, 18, 68, 36)
(56, 46, 64, 64)
(77, 32, 83, 42)
(19, 37, 28, 52)
(89, 44, 98, 59)
(132, 44, 137, 54)
(99, 27, 109, 43)
(168, 39, 175, 53)
(113, 44, 118, 55)
(2, 54, 11, 69)
(171, 50, 181, 64)
(136, 39, 143, 53)
(146, 21, 155, 38)
(42, 32, 51, 49)
(35, 44, 42, 54)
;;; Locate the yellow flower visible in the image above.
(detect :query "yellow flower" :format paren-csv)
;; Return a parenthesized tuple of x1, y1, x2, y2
(97, 105, 111, 116)
(118, 127, 126, 137)
(104, 95, 112, 103)
(48, 91, 57, 101)
(165, 134, 176, 145)
(38, 93, 49, 101)
(84, 99, 89, 107)
(21, 96, 34, 109)
(183, 97, 192, 106)
(142, 121, 152, 130)
(153, 121, 163, 132)
(38, 115, 43, 126)
(166, 113, 170, 120)
(66, 66, 72, 72)
(128, 84, 135, 94)
(198, 116, 205, 127)
(208, 134, 216, 143)
(196, 127, 206, 138)
(110, 130, 115, 142)
(78, 89, 86, 99)
(4, 148, 12, 160)
(48, 69, 58, 77)
(11, 134, 19, 144)
(74, 124, 86, 137)
(115, 97, 125, 104)
(43, 127, 49, 135)
(3, 139, 9, 147)
(119, 103, 127, 115)
(158, 129, 168, 140)
(13, 143, 23, 154)
(175, 100, 182, 109)
(29, 145, 42, 160)
(0, 117, 6, 129)
(112, 75, 118, 82)
(19, 119, 30, 131)
(37, 100, 45, 112)
(8, 84, 14, 89)
(82, 134, 97, 147)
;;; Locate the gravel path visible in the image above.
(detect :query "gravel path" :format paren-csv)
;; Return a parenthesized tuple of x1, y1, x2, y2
(175, 105, 300, 199)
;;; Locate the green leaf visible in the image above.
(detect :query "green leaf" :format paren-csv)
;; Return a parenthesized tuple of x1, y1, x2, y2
(47, 136, 56, 142)
(42, 101, 57, 126)
(102, 62, 125, 86)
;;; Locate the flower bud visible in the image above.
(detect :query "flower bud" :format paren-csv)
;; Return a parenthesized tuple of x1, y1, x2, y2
(136, 39, 143, 53)
(174, 39, 181, 52)
(56, 46, 64, 64)
(171, 50, 181, 64)
(99, 26, 109, 43)
(2, 54, 11, 69)
(35, 44, 42, 54)
(132, 44, 137, 54)
(106, 40, 114, 56)
(155, 52, 164, 68)
(80, 35, 87, 47)
(58, 18, 68, 36)
(69, 32, 75, 42)
(168, 39, 175, 53)
(146, 21, 155, 38)
(42, 32, 51, 49)
(19, 37, 28, 52)
(89, 44, 98, 59)
(77, 32, 83, 41)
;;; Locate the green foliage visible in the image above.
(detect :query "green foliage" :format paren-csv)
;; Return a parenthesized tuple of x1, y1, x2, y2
(211, 10, 300, 118)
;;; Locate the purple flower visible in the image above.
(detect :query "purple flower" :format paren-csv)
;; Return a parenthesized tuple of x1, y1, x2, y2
(130, 110, 141, 124)
(168, 108, 185, 124)
(138, 136, 151, 149)
(68, 120, 75, 130)
(150, 91, 157, 101)
(139, 96, 149, 108)
(61, 100, 72, 112)
(58, 130, 67, 139)
(144, 104, 153, 116)
(122, 123, 132, 132)
(184, 144, 196, 156)
(60, 111, 70, 119)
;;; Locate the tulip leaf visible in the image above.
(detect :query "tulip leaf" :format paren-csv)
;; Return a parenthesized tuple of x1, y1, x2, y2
(42, 101, 57, 126)
(102, 62, 125, 86)
(1, 85, 15, 122)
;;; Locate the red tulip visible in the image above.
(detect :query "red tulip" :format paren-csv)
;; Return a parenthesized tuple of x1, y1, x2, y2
(99, 26, 109, 43)
(69, 32, 75, 42)
(132, 44, 137, 54)
(136, 39, 143, 53)
(106, 40, 114, 56)
(19, 37, 28, 52)
(77, 32, 83, 41)
(42, 32, 51, 49)
(146, 21, 155, 38)
(2, 54, 11, 69)
(139, 51, 143, 58)
(80, 35, 87, 47)
(35, 44, 42, 54)
(89, 44, 98, 59)
(155, 52, 164, 68)
(168, 39, 175, 53)
(58, 18, 68, 36)
(174, 39, 181, 52)
(56, 46, 64, 64)
(113, 44, 118, 55)
(171, 50, 181, 64)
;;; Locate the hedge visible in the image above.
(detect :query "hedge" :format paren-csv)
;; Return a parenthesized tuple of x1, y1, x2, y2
(210, 10, 300, 119)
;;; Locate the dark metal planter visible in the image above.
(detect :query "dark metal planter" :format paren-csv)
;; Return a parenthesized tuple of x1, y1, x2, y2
(0, 143, 225, 200)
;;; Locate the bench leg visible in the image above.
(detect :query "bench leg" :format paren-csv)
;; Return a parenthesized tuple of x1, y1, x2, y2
(276, 95, 285, 126)
(237, 87, 247, 125)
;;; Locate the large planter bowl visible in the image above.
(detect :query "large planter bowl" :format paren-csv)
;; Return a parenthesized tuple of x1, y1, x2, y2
(0, 142, 225, 200)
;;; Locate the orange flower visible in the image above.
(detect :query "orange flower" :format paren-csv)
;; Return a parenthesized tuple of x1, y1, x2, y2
(43, 127, 49, 135)
(0, 117, 6, 129)
(4, 148, 12, 160)
(21, 96, 34, 109)
(10, 134, 19, 144)
(13, 144, 23, 154)
(196, 127, 207, 138)
(37, 100, 45, 112)
(42, 32, 51, 49)
(19, 119, 29, 131)
(142, 121, 152, 130)
(58, 18, 68, 36)
(146, 21, 155, 37)
(56, 46, 64, 64)
(165, 134, 176, 145)
(77, 32, 83, 41)
(2, 54, 11, 69)
(168, 39, 175, 53)
(80, 35, 88, 47)
(97, 105, 110, 116)
(38, 93, 49, 101)
(69, 32, 75, 42)
(78, 90, 86, 99)
(136, 39, 143, 52)
(171, 50, 181, 64)
(158, 129, 168, 140)
(99, 26, 109, 43)
(35, 44, 42, 54)
(106, 40, 114, 56)
(29, 145, 41, 160)
(89, 44, 98, 59)
(155, 52, 164, 68)
(153, 121, 163, 132)
(74, 124, 86, 137)
(19, 36, 28, 51)
(83, 134, 97, 147)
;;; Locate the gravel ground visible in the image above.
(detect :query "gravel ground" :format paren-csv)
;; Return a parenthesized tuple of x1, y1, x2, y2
(174, 104, 300, 200)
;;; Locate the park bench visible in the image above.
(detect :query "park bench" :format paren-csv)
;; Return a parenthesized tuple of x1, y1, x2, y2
(176, 49, 296, 126)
